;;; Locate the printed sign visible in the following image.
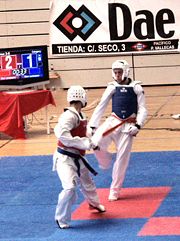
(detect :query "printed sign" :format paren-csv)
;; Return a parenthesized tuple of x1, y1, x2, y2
(49, 0, 180, 56)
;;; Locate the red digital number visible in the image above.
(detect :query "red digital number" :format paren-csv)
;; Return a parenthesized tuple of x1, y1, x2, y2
(1, 55, 17, 69)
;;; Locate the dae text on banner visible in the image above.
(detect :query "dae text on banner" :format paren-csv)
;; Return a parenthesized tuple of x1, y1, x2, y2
(49, 0, 180, 56)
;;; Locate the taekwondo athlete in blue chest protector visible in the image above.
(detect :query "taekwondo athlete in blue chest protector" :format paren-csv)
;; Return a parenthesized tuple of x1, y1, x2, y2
(87, 60, 148, 202)
(53, 85, 105, 229)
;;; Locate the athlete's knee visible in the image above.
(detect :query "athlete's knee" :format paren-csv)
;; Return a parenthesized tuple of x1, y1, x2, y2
(62, 175, 78, 189)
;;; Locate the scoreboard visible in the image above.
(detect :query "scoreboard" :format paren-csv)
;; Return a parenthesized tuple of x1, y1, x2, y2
(0, 51, 44, 80)
(0, 45, 49, 89)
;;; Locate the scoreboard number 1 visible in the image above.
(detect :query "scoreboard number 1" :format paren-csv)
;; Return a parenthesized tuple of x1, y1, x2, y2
(22, 54, 37, 68)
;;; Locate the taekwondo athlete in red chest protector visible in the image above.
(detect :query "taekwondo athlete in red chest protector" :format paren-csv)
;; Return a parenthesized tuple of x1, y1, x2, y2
(53, 85, 105, 229)
(87, 60, 148, 201)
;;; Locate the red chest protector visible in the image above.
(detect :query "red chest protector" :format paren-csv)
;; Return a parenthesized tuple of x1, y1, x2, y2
(58, 119, 87, 156)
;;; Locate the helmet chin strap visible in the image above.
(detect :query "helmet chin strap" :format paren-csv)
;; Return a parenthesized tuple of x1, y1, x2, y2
(113, 76, 129, 85)
(122, 76, 128, 81)
(81, 101, 87, 108)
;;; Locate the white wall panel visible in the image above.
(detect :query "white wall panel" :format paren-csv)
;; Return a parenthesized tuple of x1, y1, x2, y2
(134, 54, 180, 67)
(0, 25, 8, 35)
(4, 10, 49, 23)
(49, 56, 132, 71)
(2, 35, 48, 48)
(0, 0, 6, 11)
(6, 22, 49, 35)
(58, 69, 112, 88)
(54, 69, 134, 89)
(4, 0, 50, 10)
(0, 12, 6, 23)
(135, 67, 180, 85)
(0, 37, 8, 48)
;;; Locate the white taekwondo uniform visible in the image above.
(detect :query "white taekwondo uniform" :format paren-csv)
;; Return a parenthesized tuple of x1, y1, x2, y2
(53, 107, 101, 226)
(89, 79, 148, 198)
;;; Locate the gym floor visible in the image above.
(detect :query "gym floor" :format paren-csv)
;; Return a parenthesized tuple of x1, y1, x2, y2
(0, 85, 180, 156)
(0, 86, 180, 156)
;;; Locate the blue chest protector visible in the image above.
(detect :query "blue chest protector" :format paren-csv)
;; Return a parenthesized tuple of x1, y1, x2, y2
(112, 86, 138, 119)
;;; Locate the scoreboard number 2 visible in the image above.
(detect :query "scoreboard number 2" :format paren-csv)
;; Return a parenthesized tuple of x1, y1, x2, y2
(1, 55, 17, 69)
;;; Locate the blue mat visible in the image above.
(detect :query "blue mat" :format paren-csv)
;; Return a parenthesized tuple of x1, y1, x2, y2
(0, 151, 179, 241)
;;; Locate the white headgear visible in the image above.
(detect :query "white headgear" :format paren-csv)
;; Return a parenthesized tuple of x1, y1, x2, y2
(112, 60, 130, 80)
(67, 85, 87, 107)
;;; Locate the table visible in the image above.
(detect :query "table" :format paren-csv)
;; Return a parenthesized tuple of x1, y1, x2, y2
(0, 89, 56, 139)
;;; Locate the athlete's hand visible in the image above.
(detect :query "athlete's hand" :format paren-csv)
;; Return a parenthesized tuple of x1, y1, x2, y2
(89, 142, 100, 151)
(86, 126, 97, 137)
(128, 125, 140, 136)
(89, 137, 100, 150)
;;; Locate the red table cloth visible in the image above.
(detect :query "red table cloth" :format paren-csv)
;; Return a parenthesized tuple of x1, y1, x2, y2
(0, 89, 56, 139)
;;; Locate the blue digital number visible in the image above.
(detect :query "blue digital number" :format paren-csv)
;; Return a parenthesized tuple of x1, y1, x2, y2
(22, 54, 37, 68)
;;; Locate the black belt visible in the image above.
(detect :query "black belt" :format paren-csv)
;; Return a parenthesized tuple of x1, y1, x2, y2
(57, 147, 98, 177)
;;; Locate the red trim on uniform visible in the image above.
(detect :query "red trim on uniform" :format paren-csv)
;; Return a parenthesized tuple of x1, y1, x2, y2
(58, 119, 87, 156)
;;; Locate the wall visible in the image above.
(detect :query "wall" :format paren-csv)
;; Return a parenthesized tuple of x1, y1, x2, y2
(0, 0, 180, 89)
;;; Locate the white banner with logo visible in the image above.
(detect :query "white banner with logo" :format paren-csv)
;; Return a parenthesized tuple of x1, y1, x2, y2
(49, 0, 180, 56)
